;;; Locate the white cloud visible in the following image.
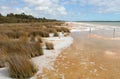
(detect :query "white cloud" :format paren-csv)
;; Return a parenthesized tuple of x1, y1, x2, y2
(23, 0, 67, 16)
(0, 0, 67, 19)
(0, 0, 120, 20)
(80, 0, 120, 13)
(0, 6, 32, 15)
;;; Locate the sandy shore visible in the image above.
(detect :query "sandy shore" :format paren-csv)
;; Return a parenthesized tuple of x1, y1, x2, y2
(65, 22, 120, 40)
(0, 22, 120, 79)
(0, 36, 73, 79)
(64, 22, 120, 32)
(31, 36, 73, 79)
(36, 22, 120, 79)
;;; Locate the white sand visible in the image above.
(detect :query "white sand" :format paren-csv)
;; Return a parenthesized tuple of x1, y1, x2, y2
(1, 22, 119, 79)
(64, 22, 120, 32)
(0, 36, 73, 79)
(30, 36, 73, 79)
(0, 68, 11, 79)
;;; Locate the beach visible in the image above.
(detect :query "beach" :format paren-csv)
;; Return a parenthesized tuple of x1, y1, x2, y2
(0, 0, 120, 78)
(31, 36, 73, 79)
(37, 22, 120, 79)
(0, 22, 120, 79)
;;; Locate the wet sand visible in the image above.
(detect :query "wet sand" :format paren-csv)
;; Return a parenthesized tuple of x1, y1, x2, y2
(37, 30, 120, 79)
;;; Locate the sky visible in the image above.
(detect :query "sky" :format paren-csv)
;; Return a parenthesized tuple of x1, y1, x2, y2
(0, 0, 120, 21)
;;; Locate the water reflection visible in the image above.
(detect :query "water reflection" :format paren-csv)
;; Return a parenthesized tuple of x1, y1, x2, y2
(71, 30, 120, 59)
(70, 30, 120, 78)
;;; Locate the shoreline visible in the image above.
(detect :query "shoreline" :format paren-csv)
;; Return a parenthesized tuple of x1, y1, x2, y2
(0, 36, 73, 79)
(0, 22, 74, 79)
(0, 22, 120, 79)
(64, 22, 120, 32)
(31, 36, 73, 79)
(36, 23, 120, 79)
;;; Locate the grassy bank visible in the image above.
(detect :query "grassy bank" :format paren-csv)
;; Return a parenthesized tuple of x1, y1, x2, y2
(0, 22, 70, 78)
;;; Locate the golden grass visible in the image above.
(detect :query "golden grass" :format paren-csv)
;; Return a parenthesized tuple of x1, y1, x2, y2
(7, 55, 37, 78)
(45, 42, 54, 50)
(0, 22, 70, 78)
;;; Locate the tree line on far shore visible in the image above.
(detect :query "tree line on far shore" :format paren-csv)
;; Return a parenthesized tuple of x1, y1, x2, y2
(0, 13, 59, 23)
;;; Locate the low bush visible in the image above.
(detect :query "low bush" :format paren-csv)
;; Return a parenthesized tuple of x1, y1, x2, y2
(33, 42, 43, 56)
(45, 42, 54, 50)
(54, 27, 62, 32)
(0, 48, 7, 67)
(64, 33, 70, 36)
(5, 32, 23, 39)
(19, 33, 29, 43)
(37, 36, 43, 43)
(1, 41, 43, 58)
(7, 55, 37, 78)
(47, 28, 59, 37)
(47, 28, 56, 33)
(54, 32, 58, 37)
(61, 27, 70, 33)
(30, 35, 36, 42)
(29, 31, 49, 37)
(54, 27, 70, 33)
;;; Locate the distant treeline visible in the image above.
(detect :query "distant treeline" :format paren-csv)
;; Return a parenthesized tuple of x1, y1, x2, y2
(0, 13, 59, 23)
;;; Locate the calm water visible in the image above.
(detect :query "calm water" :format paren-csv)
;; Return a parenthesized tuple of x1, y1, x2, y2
(71, 31, 120, 79)
(79, 22, 120, 26)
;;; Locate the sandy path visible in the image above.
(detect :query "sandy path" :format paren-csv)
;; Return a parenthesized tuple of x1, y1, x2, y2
(37, 32, 120, 79)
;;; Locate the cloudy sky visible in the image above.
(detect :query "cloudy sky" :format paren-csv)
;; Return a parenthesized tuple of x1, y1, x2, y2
(0, 0, 120, 21)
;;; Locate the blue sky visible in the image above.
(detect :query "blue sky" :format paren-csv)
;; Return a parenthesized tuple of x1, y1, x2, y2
(0, 0, 120, 21)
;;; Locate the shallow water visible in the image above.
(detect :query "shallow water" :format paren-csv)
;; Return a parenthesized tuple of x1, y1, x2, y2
(39, 30, 120, 79)
(71, 31, 120, 79)
(79, 22, 120, 26)
(71, 30, 120, 59)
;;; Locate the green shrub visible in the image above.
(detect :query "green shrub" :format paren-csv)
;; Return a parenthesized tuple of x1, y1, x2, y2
(7, 55, 37, 78)
(45, 42, 54, 50)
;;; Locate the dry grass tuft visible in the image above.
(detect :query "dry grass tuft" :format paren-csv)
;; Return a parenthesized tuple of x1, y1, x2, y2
(0, 22, 69, 78)
(7, 55, 37, 78)
(45, 42, 54, 50)
(37, 36, 43, 43)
